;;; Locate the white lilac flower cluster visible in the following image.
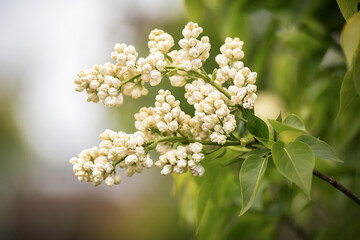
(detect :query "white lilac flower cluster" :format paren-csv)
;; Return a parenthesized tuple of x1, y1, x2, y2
(228, 67, 257, 109)
(99, 129, 153, 177)
(134, 90, 191, 141)
(71, 22, 259, 187)
(167, 50, 188, 87)
(177, 22, 211, 71)
(69, 146, 121, 186)
(69, 130, 153, 186)
(185, 79, 237, 144)
(74, 63, 125, 106)
(155, 142, 205, 176)
(74, 31, 174, 106)
(214, 37, 258, 109)
(148, 29, 174, 53)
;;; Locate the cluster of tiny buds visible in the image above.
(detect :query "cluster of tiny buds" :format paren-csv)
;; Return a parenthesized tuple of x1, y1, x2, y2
(134, 89, 191, 141)
(148, 29, 174, 53)
(99, 130, 153, 177)
(184, 79, 236, 144)
(69, 146, 121, 186)
(178, 22, 211, 71)
(227, 67, 257, 109)
(155, 142, 205, 176)
(111, 43, 138, 77)
(74, 63, 125, 107)
(215, 37, 245, 86)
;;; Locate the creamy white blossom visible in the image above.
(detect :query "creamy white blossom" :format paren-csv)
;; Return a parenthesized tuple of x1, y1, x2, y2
(74, 63, 125, 107)
(148, 29, 174, 53)
(137, 52, 166, 86)
(178, 22, 211, 71)
(155, 143, 205, 176)
(98, 129, 153, 177)
(184, 79, 236, 144)
(135, 89, 191, 139)
(69, 146, 119, 186)
(227, 67, 257, 109)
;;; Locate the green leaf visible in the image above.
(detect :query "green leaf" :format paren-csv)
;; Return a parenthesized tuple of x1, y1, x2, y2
(341, 12, 360, 66)
(239, 155, 268, 216)
(172, 172, 191, 195)
(273, 112, 282, 142)
(354, 49, 360, 96)
(197, 161, 221, 226)
(283, 115, 306, 131)
(337, 68, 359, 118)
(241, 148, 269, 159)
(202, 147, 225, 166)
(167, 69, 178, 77)
(268, 114, 306, 134)
(336, 0, 360, 21)
(272, 141, 315, 197)
(247, 112, 269, 140)
(226, 145, 252, 153)
(296, 135, 343, 163)
(184, 0, 204, 22)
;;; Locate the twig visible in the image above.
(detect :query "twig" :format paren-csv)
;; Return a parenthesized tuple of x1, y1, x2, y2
(313, 169, 360, 205)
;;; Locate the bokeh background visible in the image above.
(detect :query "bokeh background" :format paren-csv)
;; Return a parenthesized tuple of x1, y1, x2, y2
(0, 0, 359, 239)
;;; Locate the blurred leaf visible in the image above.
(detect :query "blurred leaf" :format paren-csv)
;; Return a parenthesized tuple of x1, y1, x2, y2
(296, 135, 343, 163)
(341, 11, 360, 66)
(197, 146, 242, 227)
(336, 0, 360, 21)
(196, 161, 221, 227)
(172, 172, 191, 195)
(354, 50, 360, 96)
(268, 114, 306, 134)
(272, 141, 315, 198)
(337, 67, 360, 118)
(184, 0, 204, 22)
(239, 155, 268, 216)
(179, 177, 198, 226)
(222, 0, 246, 38)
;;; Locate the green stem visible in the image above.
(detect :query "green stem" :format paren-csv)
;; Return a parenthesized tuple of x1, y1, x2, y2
(145, 136, 240, 147)
(165, 65, 232, 99)
(177, 130, 187, 138)
(112, 156, 126, 170)
(119, 74, 141, 87)
(238, 116, 247, 123)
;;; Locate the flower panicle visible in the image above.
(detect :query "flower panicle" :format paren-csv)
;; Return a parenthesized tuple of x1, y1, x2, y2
(71, 22, 258, 186)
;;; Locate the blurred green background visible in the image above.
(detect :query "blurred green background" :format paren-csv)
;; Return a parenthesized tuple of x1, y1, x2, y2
(0, 0, 359, 239)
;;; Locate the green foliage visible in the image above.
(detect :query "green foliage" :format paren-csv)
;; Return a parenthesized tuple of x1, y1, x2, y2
(338, 67, 360, 118)
(355, 52, 360, 96)
(341, 12, 360, 66)
(336, 0, 360, 21)
(340, 12, 360, 99)
(296, 135, 343, 163)
(197, 161, 221, 226)
(272, 141, 315, 198)
(268, 114, 306, 134)
(239, 154, 268, 216)
(247, 112, 273, 148)
(184, 0, 204, 22)
(175, 0, 360, 238)
(247, 112, 269, 140)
